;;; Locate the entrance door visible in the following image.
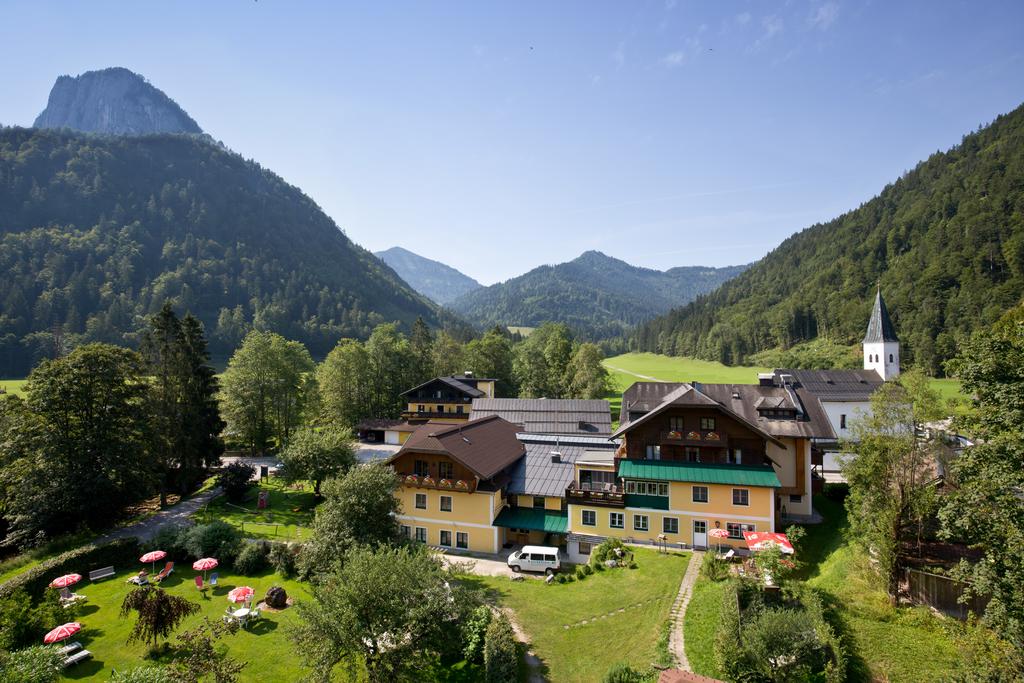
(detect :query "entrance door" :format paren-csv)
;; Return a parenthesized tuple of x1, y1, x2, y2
(515, 529, 530, 545)
(692, 520, 708, 549)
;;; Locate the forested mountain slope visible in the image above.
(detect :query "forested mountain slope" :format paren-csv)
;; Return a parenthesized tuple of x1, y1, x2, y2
(0, 127, 440, 375)
(634, 103, 1024, 375)
(449, 250, 746, 339)
(375, 246, 482, 304)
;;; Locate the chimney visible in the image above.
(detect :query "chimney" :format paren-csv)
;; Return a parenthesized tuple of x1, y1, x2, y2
(464, 371, 474, 378)
(758, 373, 775, 387)
(550, 451, 561, 463)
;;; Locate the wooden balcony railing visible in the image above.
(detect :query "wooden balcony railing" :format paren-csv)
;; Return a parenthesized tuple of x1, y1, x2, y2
(659, 430, 727, 447)
(566, 482, 626, 507)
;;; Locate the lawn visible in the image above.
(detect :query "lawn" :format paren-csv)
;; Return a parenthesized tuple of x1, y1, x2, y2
(798, 495, 960, 682)
(683, 575, 726, 679)
(0, 378, 27, 396)
(464, 548, 688, 683)
(197, 479, 316, 541)
(57, 566, 311, 681)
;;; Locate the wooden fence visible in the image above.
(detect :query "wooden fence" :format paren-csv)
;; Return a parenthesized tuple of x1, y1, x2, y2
(903, 567, 988, 620)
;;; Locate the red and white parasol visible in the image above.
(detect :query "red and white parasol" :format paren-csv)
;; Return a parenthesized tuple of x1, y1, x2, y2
(48, 574, 82, 589)
(43, 622, 81, 644)
(227, 586, 254, 604)
(140, 550, 167, 572)
(742, 531, 794, 554)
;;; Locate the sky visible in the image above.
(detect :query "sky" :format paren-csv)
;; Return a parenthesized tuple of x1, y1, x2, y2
(1, 1, 1023, 285)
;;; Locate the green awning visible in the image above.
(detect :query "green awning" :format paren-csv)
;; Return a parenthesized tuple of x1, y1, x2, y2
(493, 507, 568, 534)
(618, 460, 782, 488)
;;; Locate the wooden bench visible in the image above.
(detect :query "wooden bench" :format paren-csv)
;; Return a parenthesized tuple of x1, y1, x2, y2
(89, 566, 115, 581)
(64, 649, 92, 667)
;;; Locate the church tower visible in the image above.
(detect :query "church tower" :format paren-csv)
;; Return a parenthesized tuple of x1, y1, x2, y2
(863, 288, 899, 380)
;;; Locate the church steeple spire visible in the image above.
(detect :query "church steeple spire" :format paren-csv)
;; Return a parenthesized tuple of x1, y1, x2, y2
(863, 288, 899, 380)
(863, 287, 898, 343)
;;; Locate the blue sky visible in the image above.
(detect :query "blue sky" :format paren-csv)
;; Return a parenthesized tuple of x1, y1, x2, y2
(1, 1, 1022, 284)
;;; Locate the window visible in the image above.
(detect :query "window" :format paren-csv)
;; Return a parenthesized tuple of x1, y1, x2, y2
(624, 481, 669, 496)
(889, 353, 894, 363)
(669, 416, 685, 431)
(727, 448, 743, 464)
(456, 532, 468, 549)
(692, 485, 709, 503)
(417, 404, 425, 413)
(609, 512, 624, 528)
(633, 514, 649, 532)
(789, 494, 802, 504)
(645, 444, 661, 460)
(414, 460, 429, 477)
(533, 496, 546, 509)
(663, 517, 679, 534)
(400, 525, 411, 538)
(840, 414, 847, 429)
(693, 520, 707, 535)
(415, 493, 427, 509)
(439, 530, 452, 547)
(727, 522, 755, 539)
(436, 404, 444, 414)
(582, 510, 596, 526)
(700, 417, 716, 431)
(578, 542, 592, 555)
(438, 461, 453, 479)
(414, 527, 427, 543)
(685, 447, 701, 462)
(435, 390, 442, 398)
(456, 405, 464, 414)
(732, 489, 750, 506)
(440, 495, 452, 512)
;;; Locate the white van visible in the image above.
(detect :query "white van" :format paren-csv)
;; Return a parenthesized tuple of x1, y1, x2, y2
(507, 546, 561, 575)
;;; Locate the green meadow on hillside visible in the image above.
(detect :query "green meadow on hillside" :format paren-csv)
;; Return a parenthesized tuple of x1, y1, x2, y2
(0, 378, 27, 396)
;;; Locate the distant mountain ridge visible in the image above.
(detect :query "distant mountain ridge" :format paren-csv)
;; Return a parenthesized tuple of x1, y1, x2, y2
(633, 102, 1024, 374)
(34, 67, 202, 135)
(448, 250, 747, 339)
(375, 246, 482, 305)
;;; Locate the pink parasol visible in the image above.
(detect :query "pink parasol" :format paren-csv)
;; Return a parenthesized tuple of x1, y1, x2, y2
(227, 586, 254, 604)
(140, 550, 167, 572)
(48, 574, 82, 589)
(192, 557, 219, 581)
(43, 622, 81, 644)
(709, 527, 730, 553)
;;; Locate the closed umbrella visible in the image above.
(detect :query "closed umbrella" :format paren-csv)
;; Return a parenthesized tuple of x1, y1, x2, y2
(140, 550, 167, 573)
(48, 574, 82, 590)
(43, 622, 81, 645)
(192, 557, 219, 581)
(227, 586, 254, 604)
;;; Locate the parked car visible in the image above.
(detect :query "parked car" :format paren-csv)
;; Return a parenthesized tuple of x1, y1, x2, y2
(507, 546, 560, 575)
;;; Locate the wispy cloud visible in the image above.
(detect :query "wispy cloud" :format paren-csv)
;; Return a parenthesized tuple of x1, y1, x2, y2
(736, 12, 752, 25)
(661, 51, 686, 68)
(749, 14, 784, 51)
(808, 1, 840, 31)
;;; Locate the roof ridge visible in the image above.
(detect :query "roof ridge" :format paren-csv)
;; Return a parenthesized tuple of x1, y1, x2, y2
(430, 414, 503, 437)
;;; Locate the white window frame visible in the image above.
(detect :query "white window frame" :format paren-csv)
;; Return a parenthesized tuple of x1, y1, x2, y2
(633, 514, 649, 532)
(663, 517, 679, 534)
(440, 495, 452, 512)
(609, 512, 624, 529)
(726, 522, 755, 539)
(415, 493, 427, 510)
(400, 525, 411, 538)
(456, 531, 468, 549)
(732, 488, 750, 507)
(692, 485, 709, 503)
(439, 530, 452, 547)
(582, 510, 596, 526)
(414, 527, 427, 543)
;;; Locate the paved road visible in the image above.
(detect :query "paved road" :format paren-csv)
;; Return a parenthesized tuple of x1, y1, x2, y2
(98, 487, 222, 544)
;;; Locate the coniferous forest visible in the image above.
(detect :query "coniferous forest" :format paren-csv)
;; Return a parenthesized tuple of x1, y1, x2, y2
(0, 127, 445, 375)
(633, 103, 1024, 375)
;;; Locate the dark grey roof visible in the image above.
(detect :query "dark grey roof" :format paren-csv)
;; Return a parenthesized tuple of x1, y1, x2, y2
(618, 380, 835, 440)
(401, 376, 485, 399)
(774, 369, 883, 402)
(507, 434, 618, 498)
(470, 398, 612, 436)
(864, 289, 898, 343)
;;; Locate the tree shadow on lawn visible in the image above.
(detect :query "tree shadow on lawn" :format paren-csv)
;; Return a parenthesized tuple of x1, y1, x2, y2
(450, 574, 505, 605)
(61, 656, 106, 680)
(792, 495, 849, 582)
(246, 618, 279, 636)
(815, 588, 872, 682)
(76, 603, 100, 617)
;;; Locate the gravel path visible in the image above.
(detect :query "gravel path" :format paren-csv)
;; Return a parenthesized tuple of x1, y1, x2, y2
(97, 487, 222, 543)
(668, 550, 704, 670)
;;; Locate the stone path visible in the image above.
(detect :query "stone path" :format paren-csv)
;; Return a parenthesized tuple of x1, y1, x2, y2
(561, 594, 671, 630)
(668, 550, 704, 670)
(97, 487, 222, 543)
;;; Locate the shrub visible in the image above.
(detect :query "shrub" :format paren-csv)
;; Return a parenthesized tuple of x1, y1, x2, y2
(483, 613, 518, 683)
(823, 482, 850, 501)
(700, 552, 729, 582)
(575, 565, 588, 580)
(149, 526, 189, 558)
(591, 537, 627, 566)
(0, 589, 42, 650)
(234, 542, 269, 575)
(184, 521, 242, 566)
(628, 561, 638, 569)
(582, 563, 594, 576)
(0, 645, 65, 683)
(216, 462, 255, 503)
(109, 667, 176, 683)
(462, 605, 492, 663)
(268, 541, 299, 578)
(0, 537, 141, 603)
(602, 662, 647, 683)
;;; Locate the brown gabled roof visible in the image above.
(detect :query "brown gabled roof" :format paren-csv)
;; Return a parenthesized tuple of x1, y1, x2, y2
(391, 415, 525, 480)
(400, 376, 485, 399)
(470, 398, 612, 436)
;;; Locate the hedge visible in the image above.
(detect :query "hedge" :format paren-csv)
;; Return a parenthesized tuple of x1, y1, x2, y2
(0, 537, 141, 603)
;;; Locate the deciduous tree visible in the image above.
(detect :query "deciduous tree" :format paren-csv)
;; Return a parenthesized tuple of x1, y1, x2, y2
(120, 586, 200, 650)
(279, 426, 356, 496)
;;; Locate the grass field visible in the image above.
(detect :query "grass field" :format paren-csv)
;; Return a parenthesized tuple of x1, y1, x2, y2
(197, 480, 316, 541)
(464, 548, 687, 683)
(54, 566, 311, 681)
(0, 378, 27, 396)
(682, 574, 726, 679)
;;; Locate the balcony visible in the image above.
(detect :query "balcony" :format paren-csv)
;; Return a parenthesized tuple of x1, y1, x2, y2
(659, 430, 727, 448)
(402, 410, 470, 421)
(566, 482, 625, 508)
(397, 472, 476, 493)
